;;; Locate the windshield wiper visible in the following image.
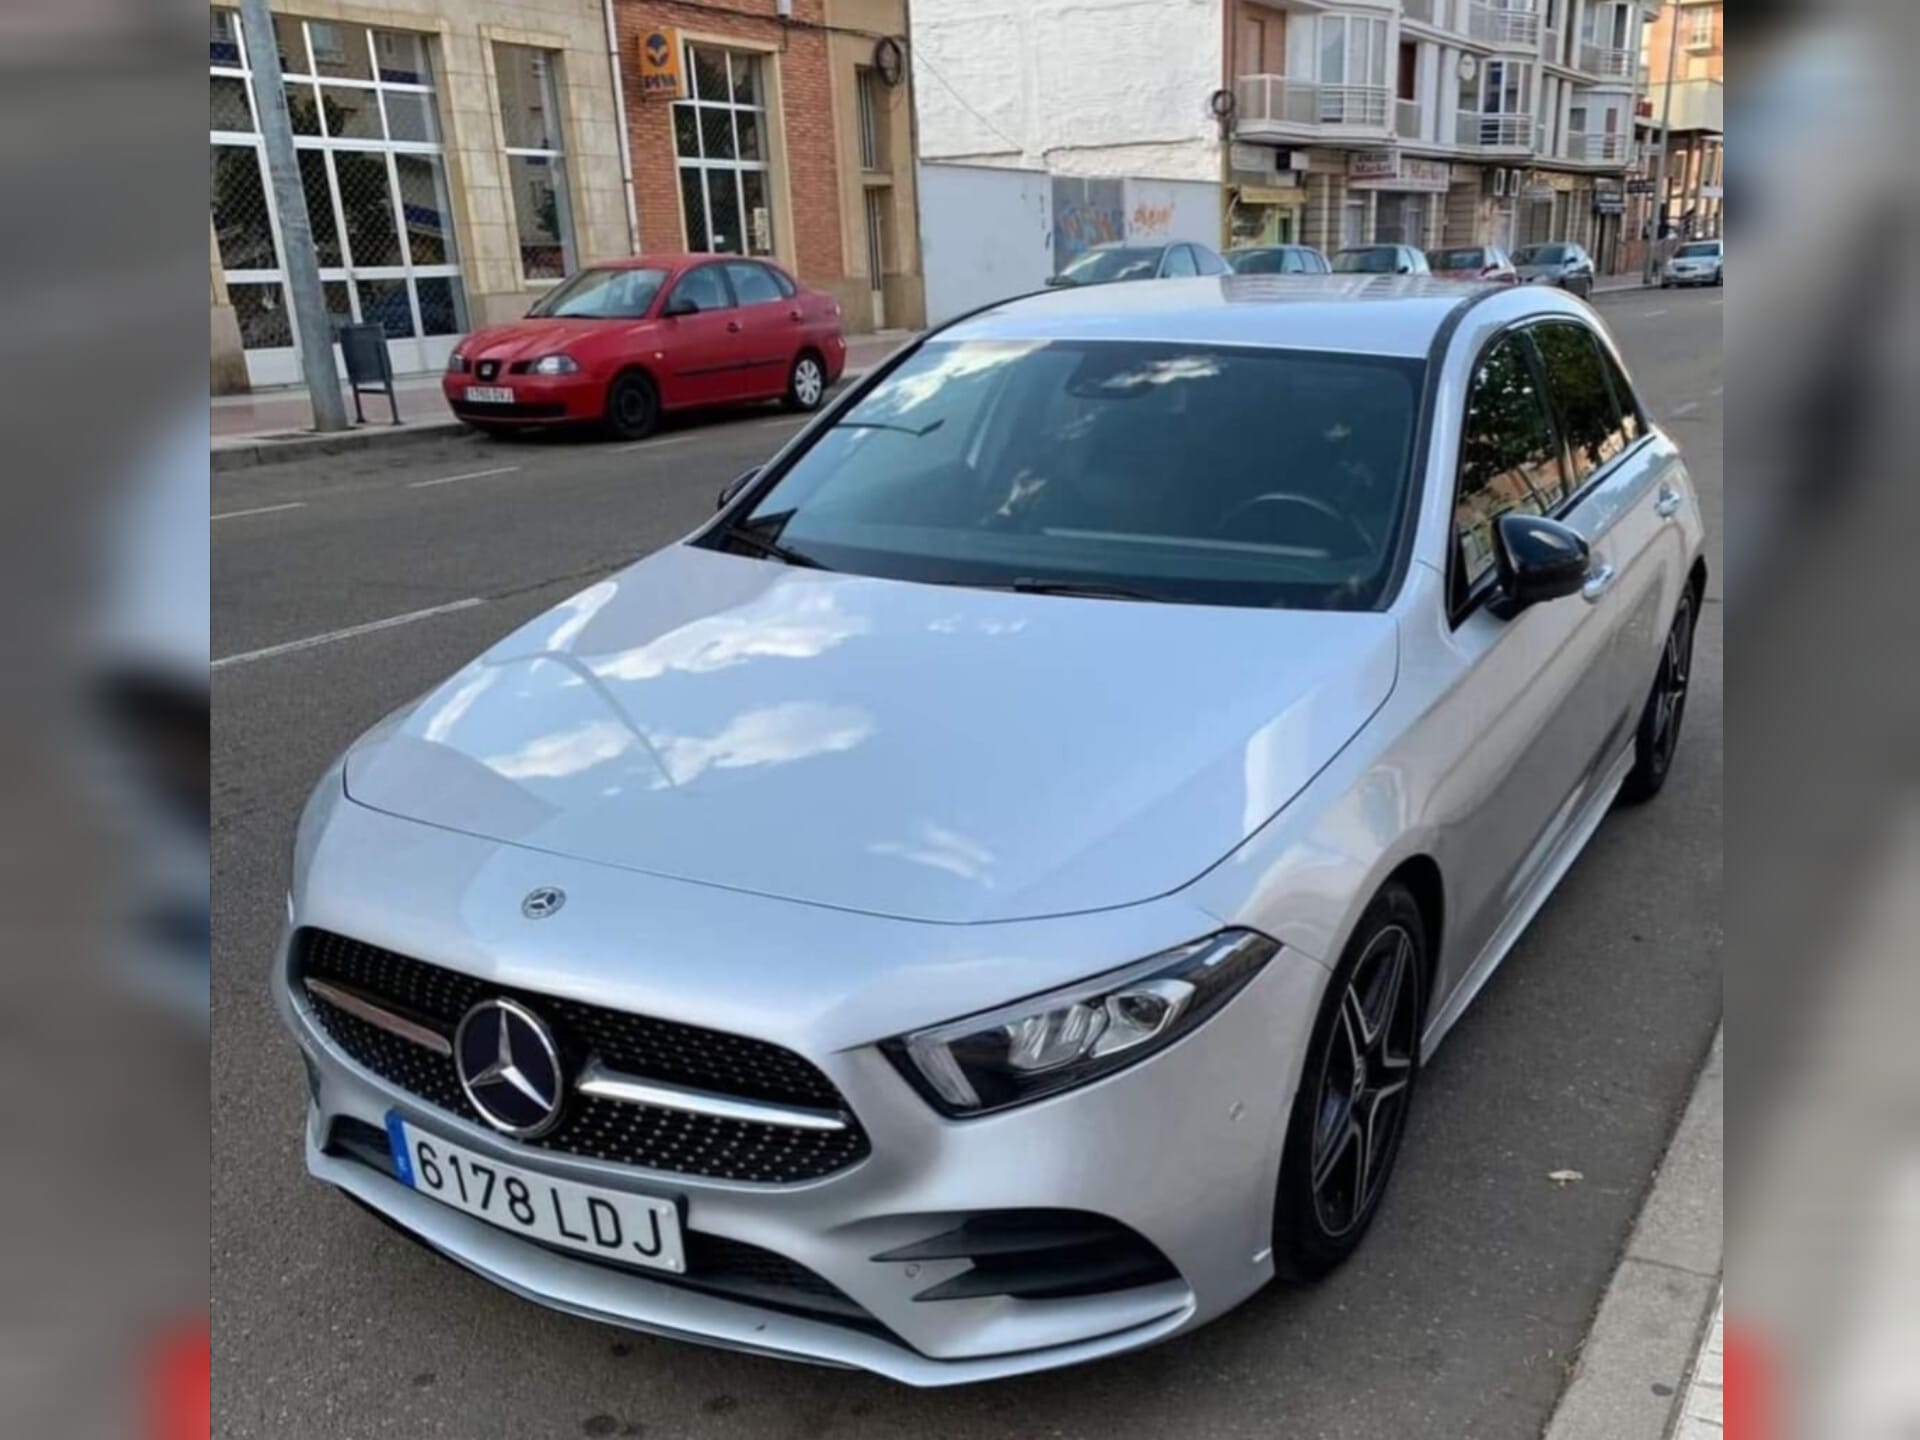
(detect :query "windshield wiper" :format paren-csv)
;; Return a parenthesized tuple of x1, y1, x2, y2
(721, 523, 832, 571)
(1005, 577, 1178, 603)
(836, 417, 946, 438)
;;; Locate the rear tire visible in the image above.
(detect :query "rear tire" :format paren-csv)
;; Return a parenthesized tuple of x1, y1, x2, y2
(603, 372, 658, 441)
(783, 351, 827, 413)
(1272, 884, 1427, 1282)
(1618, 588, 1698, 805)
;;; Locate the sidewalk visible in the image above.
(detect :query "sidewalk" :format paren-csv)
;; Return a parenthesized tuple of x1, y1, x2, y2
(1545, 1029, 1723, 1440)
(212, 329, 914, 470)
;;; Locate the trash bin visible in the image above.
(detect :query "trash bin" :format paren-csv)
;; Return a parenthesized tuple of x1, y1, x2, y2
(335, 321, 400, 425)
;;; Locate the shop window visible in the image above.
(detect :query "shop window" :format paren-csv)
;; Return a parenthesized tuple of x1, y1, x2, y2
(495, 44, 576, 280)
(675, 44, 775, 256)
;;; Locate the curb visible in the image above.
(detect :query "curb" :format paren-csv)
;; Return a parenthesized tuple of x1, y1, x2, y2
(1543, 1027, 1724, 1440)
(209, 363, 891, 474)
(212, 418, 470, 473)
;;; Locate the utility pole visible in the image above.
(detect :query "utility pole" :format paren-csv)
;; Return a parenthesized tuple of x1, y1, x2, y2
(237, 0, 348, 431)
(1642, 0, 1683, 284)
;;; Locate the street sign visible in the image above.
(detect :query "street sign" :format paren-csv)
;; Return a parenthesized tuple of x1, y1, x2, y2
(637, 27, 684, 100)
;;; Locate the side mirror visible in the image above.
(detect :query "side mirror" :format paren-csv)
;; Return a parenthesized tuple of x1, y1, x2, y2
(1043, 274, 1072, 288)
(662, 293, 699, 317)
(1492, 513, 1591, 615)
(716, 467, 758, 511)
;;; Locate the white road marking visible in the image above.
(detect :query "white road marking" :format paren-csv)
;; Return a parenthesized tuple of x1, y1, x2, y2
(1643, 308, 1669, 318)
(212, 502, 307, 521)
(213, 598, 485, 671)
(1670, 400, 1701, 417)
(408, 465, 521, 489)
(614, 434, 700, 454)
(614, 417, 803, 455)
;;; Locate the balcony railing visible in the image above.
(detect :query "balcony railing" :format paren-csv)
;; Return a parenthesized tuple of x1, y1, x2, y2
(1468, 1, 1541, 47)
(1236, 76, 1390, 130)
(1579, 42, 1635, 78)
(1567, 131, 1631, 163)
(1396, 99, 1422, 140)
(1402, 0, 1438, 23)
(1455, 110, 1536, 148)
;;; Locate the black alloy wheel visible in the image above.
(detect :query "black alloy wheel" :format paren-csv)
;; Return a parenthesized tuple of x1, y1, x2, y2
(604, 372, 659, 441)
(1273, 884, 1426, 1280)
(1620, 588, 1698, 804)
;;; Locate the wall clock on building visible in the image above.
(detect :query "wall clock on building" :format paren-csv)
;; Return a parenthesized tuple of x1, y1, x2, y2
(1458, 54, 1479, 82)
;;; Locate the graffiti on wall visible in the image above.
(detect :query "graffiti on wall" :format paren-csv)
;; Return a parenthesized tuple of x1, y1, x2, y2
(1051, 177, 1124, 273)
(1129, 202, 1174, 237)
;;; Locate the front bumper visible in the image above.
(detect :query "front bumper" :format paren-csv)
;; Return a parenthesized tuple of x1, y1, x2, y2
(441, 372, 605, 426)
(274, 798, 1328, 1383)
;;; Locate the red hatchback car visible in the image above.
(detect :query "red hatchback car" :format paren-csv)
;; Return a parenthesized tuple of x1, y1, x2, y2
(444, 254, 847, 440)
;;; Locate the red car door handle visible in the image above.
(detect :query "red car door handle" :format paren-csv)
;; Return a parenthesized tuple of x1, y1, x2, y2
(726, 320, 742, 333)
(788, 309, 803, 321)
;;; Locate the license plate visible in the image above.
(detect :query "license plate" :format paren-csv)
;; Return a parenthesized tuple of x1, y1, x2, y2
(386, 1114, 685, 1273)
(463, 385, 514, 404)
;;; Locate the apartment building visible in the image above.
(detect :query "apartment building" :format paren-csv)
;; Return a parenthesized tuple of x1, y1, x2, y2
(1641, 0, 1723, 239)
(1232, 0, 1656, 266)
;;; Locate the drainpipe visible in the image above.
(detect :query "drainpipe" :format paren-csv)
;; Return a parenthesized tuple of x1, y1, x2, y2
(604, 0, 641, 254)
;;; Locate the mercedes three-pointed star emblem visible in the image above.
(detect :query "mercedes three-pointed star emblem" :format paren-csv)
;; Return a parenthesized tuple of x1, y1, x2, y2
(454, 998, 564, 1137)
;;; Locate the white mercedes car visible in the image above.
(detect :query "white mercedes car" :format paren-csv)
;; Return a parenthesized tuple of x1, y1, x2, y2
(275, 276, 1704, 1384)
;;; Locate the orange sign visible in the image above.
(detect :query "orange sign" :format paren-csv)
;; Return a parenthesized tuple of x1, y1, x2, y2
(637, 27, 684, 100)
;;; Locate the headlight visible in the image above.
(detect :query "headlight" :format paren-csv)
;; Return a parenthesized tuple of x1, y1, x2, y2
(883, 930, 1277, 1117)
(530, 354, 579, 375)
(446, 352, 469, 374)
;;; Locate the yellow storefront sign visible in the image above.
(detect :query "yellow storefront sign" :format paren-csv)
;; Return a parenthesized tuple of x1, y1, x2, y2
(637, 27, 684, 100)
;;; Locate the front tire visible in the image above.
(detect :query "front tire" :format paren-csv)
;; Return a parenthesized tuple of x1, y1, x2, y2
(603, 372, 658, 441)
(1272, 884, 1426, 1282)
(1618, 588, 1698, 805)
(784, 351, 827, 413)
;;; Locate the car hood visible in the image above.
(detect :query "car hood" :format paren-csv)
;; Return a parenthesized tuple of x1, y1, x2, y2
(461, 319, 642, 360)
(343, 546, 1398, 925)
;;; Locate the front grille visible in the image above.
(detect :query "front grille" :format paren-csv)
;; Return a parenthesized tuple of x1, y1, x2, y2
(874, 1210, 1180, 1302)
(298, 929, 870, 1184)
(325, 1117, 880, 1331)
(450, 400, 567, 421)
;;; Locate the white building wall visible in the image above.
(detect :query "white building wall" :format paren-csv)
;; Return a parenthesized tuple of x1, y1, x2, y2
(910, 0, 1224, 184)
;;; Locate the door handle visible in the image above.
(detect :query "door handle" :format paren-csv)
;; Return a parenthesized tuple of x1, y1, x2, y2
(726, 320, 742, 333)
(1581, 561, 1617, 604)
(788, 309, 803, 321)
(1655, 483, 1683, 518)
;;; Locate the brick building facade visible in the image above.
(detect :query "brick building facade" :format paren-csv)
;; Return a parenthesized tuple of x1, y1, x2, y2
(611, 0, 922, 332)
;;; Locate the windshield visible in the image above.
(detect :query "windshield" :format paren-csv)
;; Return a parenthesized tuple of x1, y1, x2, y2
(1676, 242, 1721, 258)
(1430, 248, 1486, 269)
(1058, 247, 1163, 284)
(711, 339, 1424, 610)
(1514, 245, 1569, 265)
(528, 267, 668, 319)
(1333, 248, 1397, 273)
(1228, 249, 1286, 274)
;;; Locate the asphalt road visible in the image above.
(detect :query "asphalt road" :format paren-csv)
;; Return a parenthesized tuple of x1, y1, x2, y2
(212, 289, 1725, 1439)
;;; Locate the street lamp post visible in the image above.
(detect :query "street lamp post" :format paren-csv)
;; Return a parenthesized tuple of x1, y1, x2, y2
(1642, 0, 1684, 285)
(236, 0, 349, 431)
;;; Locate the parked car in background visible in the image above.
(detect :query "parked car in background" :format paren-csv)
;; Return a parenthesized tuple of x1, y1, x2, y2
(443, 254, 846, 441)
(1427, 244, 1519, 284)
(1332, 244, 1431, 276)
(1663, 239, 1725, 288)
(1048, 241, 1230, 287)
(1227, 244, 1332, 276)
(1513, 242, 1596, 297)
(280, 278, 1704, 1383)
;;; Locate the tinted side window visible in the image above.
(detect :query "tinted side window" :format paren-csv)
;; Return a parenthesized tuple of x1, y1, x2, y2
(1455, 335, 1567, 597)
(671, 264, 732, 313)
(1533, 321, 1626, 489)
(1193, 246, 1229, 275)
(767, 266, 797, 298)
(1162, 246, 1198, 278)
(725, 261, 784, 305)
(1594, 342, 1645, 444)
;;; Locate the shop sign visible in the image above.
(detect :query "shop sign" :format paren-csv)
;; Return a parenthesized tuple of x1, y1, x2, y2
(1520, 182, 1558, 203)
(1347, 150, 1400, 183)
(1626, 176, 1657, 194)
(1239, 183, 1302, 205)
(1593, 181, 1625, 214)
(637, 27, 685, 100)
(1348, 152, 1451, 192)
